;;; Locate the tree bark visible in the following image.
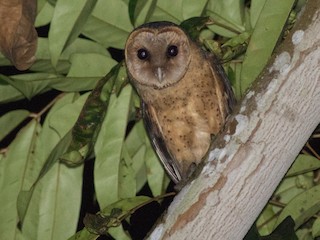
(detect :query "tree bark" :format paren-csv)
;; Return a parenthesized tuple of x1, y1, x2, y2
(148, 1, 320, 239)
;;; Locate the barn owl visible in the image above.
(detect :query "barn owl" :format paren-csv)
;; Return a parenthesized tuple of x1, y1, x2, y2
(125, 21, 234, 183)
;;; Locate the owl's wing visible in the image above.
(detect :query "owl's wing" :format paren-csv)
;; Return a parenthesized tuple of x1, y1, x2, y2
(141, 101, 182, 183)
(208, 53, 236, 115)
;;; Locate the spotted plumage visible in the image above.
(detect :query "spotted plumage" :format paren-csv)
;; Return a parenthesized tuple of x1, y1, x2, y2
(125, 21, 234, 183)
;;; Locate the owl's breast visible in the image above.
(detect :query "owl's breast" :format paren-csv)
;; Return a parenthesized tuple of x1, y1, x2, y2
(142, 47, 227, 175)
(153, 69, 223, 170)
(153, 52, 225, 135)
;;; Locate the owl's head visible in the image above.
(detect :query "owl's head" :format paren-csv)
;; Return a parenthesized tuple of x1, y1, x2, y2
(125, 22, 191, 89)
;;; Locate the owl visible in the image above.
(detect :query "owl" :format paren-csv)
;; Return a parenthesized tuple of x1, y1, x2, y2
(125, 21, 234, 184)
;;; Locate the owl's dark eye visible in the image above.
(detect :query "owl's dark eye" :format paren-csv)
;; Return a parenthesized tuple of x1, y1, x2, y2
(167, 45, 178, 57)
(137, 48, 149, 60)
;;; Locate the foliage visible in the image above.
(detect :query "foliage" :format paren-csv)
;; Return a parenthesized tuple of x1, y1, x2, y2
(0, 0, 319, 240)
(245, 216, 298, 240)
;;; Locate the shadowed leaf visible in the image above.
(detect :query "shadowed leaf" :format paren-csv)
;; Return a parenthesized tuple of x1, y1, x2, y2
(61, 62, 126, 166)
(83, 194, 174, 236)
(276, 184, 320, 230)
(180, 17, 212, 42)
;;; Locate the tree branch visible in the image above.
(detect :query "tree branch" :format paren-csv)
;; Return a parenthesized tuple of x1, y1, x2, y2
(148, 1, 320, 239)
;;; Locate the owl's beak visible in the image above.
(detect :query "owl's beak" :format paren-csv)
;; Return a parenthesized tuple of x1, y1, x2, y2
(155, 67, 164, 82)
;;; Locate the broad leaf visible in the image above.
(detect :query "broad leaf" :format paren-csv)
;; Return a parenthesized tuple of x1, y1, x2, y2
(240, 0, 295, 93)
(94, 84, 133, 208)
(0, 120, 39, 239)
(276, 184, 320, 230)
(49, 0, 97, 67)
(35, 1, 54, 27)
(82, 0, 132, 49)
(61, 63, 125, 166)
(0, 110, 30, 142)
(17, 93, 84, 223)
(286, 154, 320, 177)
(206, 0, 246, 37)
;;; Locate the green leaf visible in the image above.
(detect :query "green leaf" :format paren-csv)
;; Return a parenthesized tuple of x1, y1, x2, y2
(296, 228, 313, 240)
(94, 85, 133, 208)
(67, 53, 117, 77)
(246, 217, 297, 240)
(312, 217, 320, 238)
(119, 157, 136, 199)
(137, 0, 207, 24)
(129, 0, 147, 26)
(108, 226, 131, 240)
(81, 17, 130, 49)
(263, 216, 297, 240)
(257, 173, 314, 236)
(68, 228, 99, 240)
(36, 0, 47, 13)
(30, 38, 70, 74)
(227, 61, 242, 100)
(0, 110, 30, 142)
(149, 1, 182, 23)
(276, 184, 320, 230)
(49, 0, 98, 67)
(132, 143, 148, 192)
(61, 37, 111, 58)
(47, 0, 57, 6)
(274, 173, 313, 205)
(250, 0, 268, 28)
(61, 63, 125, 166)
(49, 93, 88, 137)
(221, 31, 251, 60)
(3, 45, 115, 98)
(123, 120, 148, 192)
(206, 0, 246, 37)
(124, 120, 145, 158)
(0, 120, 39, 240)
(10, 73, 65, 82)
(182, 0, 208, 19)
(0, 73, 99, 101)
(17, 93, 82, 223)
(153, 0, 208, 23)
(145, 133, 168, 196)
(0, 52, 11, 66)
(69, 224, 129, 240)
(21, 164, 83, 240)
(180, 17, 212, 42)
(129, 0, 157, 27)
(286, 154, 320, 177)
(240, 0, 295, 93)
(35, 1, 54, 27)
(17, 131, 73, 224)
(0, 76, 25, 103)
(83, 192, 174, 237)
(82, 0, 132, 49)
(84, 196, 151, 234)
(256, 205, 278, 236)
(32, 37, 110, 74)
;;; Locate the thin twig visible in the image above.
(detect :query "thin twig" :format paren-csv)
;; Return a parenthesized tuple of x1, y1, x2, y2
(29, 93, 65, 119)
(312, 133, 320, 138)
(305, 142, 320, 160)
